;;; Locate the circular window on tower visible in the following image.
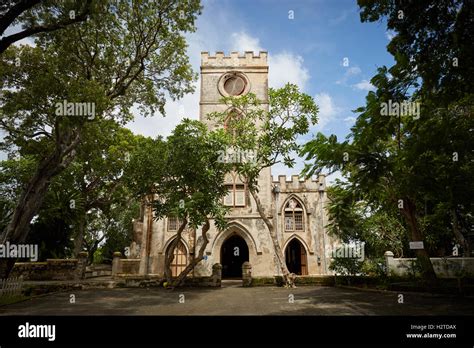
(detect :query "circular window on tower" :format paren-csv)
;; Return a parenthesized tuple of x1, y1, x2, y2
(218, 72, 250, 97)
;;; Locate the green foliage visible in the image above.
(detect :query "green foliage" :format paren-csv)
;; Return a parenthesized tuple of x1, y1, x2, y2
(360, 257, 387, 278)
(93, 200, 140, 263)
(0, 157, 38, 235)
(358, 0, 474, 104)
(93, 248, 104, 264)
(157, 120, 230, 230)
(326, 182, 406, 259)
(208, 83, 318, 190)
(127, 119, 231, 232)
(302, 1, 474, 266)
(329, 257, 364, 276)
(124, 136, 167, 199)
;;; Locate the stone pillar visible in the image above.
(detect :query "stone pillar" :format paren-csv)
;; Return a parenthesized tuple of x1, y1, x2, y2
(384, 251, 394, 276)
(242, 261, 252, 287)
(212, 263, 222, 287)
(75, 252, 88, 280)
(112, 252, 122, 278)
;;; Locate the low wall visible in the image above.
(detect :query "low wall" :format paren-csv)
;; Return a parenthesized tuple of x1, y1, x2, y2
(384, 251, 474, 278)
(112, 258, 222, 287)
(11, 253, 88, 281)
(120, 259, 140, 274)
(111, 253, 140, 277)
(85, 264, 112, 278)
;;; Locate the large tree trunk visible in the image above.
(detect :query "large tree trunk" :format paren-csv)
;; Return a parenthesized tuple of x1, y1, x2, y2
(452, 208, 470, 257)
(73, 213, 86, 257)
(400, 198, 437, 284)
(0, 258, 16, 281)
(0, 132, 80, 279)
(172, 219, 210, 287)
(249, 189, 294, 287)
(164, 218, 188, 285)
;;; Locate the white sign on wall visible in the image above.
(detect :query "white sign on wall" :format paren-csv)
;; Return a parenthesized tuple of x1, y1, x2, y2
(409, 241, 424, 250)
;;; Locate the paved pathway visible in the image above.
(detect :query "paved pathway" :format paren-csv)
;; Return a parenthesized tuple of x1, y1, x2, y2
(1, 285, 473, 315)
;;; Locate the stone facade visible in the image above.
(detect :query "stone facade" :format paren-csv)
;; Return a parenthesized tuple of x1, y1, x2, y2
(133, 51, 336, 278)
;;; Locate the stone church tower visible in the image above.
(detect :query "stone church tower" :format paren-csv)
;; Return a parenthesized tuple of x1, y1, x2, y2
(134, 51, 335, 279)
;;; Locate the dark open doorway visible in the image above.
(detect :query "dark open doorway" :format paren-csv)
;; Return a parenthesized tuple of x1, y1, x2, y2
(285, 238, 308, 275)
(221, 234, 249, 279)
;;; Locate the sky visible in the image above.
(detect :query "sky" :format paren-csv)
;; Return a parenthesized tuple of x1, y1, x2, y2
(2, 0, 395, 182)
(126, 0, 395, 181)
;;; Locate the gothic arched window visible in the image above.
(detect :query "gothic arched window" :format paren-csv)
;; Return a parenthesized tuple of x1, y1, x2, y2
(224, 109, 242, 140)
(223, 172, 246, 207)
(167, 216, 181, 231)
(284, 198, 304, 231)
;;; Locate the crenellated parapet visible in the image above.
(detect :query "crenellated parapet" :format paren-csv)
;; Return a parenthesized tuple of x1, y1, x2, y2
(201, 51, 268, 67)
(271, 174, 326, 192)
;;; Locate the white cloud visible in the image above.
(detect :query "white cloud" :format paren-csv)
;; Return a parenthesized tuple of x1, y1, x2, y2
(336, 66, 361, 85)
(314, 92, 342, 129)
(230, 31, 263, 52)
(346, 66, 362, 76)
(268, 52, 310, 90)
(352, 79, 375, 91)
(230, 31, 310, 91)
(329, 10, 350, 25)
(126, 80, 200, 139)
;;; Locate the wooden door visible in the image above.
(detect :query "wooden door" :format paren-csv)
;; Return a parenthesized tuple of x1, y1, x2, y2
(300, 246, 308, 275)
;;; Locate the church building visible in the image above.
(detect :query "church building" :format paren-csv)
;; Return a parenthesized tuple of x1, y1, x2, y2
(132, 51, 336, 279)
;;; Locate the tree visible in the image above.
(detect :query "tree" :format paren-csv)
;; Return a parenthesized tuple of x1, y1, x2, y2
(68, 121, 137, 257)
(0, 0, 202, 278)
(94, 200, 140, 264)
(208, 84, 318, 287)
(0, 0, 94, 54)
(326, 181, 406, 260)
(0, 121, 142, 261)
(358, 0, 474, 104)
(301, 0, 474, 284)
(126, 119, 230, 288)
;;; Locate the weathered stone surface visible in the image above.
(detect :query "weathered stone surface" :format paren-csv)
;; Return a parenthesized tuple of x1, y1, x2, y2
(11, 259, 82, 281)
(242, 262, 252, 287)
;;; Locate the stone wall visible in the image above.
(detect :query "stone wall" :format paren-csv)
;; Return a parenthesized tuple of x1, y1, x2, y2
(85, 264, 112, 278)
(384, 251, 474, 278)
(112, 252, 140, 277)
(11, 252, 88, 281)
(120, 259, 140, 274)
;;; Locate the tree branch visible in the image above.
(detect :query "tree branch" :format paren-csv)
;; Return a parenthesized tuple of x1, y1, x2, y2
(0, 0, 92, 54)
(0, 0, 41, 37)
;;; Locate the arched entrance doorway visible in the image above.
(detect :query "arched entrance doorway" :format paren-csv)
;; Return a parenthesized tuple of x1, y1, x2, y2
(166, 240, 187, 277)
(285, 238, 308, 275)
(221, 234, 249, 278)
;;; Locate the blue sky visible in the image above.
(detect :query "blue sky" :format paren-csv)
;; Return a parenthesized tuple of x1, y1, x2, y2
(127, 0, 395, 180)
